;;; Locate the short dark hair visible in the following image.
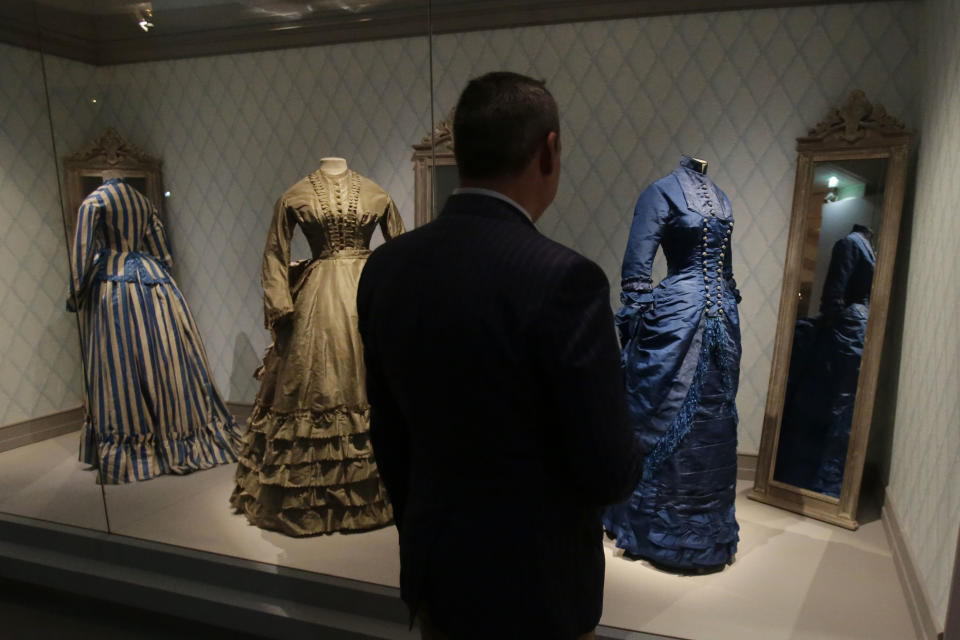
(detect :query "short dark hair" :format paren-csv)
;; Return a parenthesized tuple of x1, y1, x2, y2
(453, 71, 560, 180)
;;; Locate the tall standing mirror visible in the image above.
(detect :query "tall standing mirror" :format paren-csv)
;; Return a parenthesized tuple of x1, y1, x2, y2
(412, 113, 456, 227)
(750, 91, 913, 529)
(62, 128, 165, 241)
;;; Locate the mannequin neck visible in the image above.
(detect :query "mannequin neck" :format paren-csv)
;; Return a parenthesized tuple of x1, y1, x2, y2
(319, 157, 349, 176)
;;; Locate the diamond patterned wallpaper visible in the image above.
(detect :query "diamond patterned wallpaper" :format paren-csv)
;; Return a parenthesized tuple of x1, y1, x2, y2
(31, 4, 919, 456)
(431, 2, 919, 453)
(3, 1, 953, 622)
(887, 0, 960, 626)
(0, 44, 84, 427)
(41, 37, 433, 406)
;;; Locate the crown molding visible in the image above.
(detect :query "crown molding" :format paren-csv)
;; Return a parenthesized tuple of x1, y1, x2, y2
(1, 0, 915, 66)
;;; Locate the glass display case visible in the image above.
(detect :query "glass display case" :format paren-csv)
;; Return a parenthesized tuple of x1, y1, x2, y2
(0, 1, 957, 639)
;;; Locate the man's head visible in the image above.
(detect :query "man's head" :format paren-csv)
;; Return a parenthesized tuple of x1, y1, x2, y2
(453, 72, 561, 220)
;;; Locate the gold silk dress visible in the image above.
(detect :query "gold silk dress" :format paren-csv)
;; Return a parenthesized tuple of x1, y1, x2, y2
(231, 168, 404, 536)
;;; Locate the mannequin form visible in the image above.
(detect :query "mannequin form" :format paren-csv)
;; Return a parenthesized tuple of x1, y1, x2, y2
(319, 157, 348, 176)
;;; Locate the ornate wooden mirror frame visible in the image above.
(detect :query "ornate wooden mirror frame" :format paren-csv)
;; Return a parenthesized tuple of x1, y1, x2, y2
(749, 91, 913, 529)
(62, 128, 164, 242)
(412, 113, 456, 228)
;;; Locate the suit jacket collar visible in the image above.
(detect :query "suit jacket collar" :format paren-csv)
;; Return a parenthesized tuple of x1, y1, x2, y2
(440, 193, 538, 230)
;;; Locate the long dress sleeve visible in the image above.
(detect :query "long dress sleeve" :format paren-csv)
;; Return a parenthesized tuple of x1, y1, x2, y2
(378, 197, 405, 241)
(820, 236, 856, 319)
(261, 197, 297, 331)
(67, 198, 103, 312)
(142, 210, 173, 270)
(617, 185, 669, 345)
(721, 195, 741, 304)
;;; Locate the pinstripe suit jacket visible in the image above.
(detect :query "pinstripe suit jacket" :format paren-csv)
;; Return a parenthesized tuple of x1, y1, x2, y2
(357, 193, 642, 639)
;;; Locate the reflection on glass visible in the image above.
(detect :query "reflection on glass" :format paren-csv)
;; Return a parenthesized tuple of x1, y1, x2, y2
(434, 164, 459, 217)
(774, 159, 886, 497)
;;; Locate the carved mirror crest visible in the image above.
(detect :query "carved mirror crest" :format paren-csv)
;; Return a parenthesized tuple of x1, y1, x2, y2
(412, 111, 457, 227)
(63, 128, 164, 241)
(749, 91, 913, 529)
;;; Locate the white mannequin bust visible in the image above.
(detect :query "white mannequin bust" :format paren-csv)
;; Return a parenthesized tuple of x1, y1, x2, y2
(319, 157, 349, 176)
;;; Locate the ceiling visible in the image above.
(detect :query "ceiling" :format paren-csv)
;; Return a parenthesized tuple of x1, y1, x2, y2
(2, 0, 909, 65)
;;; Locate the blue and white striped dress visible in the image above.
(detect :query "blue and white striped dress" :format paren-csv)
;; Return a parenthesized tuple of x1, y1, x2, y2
(68, 178, 241, 483)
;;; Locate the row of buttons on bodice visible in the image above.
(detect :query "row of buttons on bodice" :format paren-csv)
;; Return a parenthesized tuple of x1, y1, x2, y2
(702, 214, 733, 318)
(308, 170, 366, 252)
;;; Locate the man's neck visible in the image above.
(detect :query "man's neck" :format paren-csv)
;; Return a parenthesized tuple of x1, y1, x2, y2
(458, 179, 541, 221)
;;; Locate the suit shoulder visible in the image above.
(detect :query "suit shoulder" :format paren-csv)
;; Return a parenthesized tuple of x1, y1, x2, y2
(524, 233, 609, 289)
(365, 221, 432, 268)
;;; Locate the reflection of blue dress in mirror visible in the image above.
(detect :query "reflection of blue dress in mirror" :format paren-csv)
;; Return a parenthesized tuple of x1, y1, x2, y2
(775, 226, 874, 497)
(813, 226, 875, 496)
(603, 157, 741, 570)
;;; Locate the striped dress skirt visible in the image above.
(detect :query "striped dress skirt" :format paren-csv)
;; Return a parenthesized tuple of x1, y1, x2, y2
(77, 251, 242, 483)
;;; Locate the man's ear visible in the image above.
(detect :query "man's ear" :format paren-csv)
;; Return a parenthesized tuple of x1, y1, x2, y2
(540, 131, 559, 175)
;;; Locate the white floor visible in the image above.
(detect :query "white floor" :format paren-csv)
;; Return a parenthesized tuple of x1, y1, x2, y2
(0, 431, 918, 640)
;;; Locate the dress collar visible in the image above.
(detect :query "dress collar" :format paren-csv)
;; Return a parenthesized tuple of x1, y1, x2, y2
(673, 163, 732, 221)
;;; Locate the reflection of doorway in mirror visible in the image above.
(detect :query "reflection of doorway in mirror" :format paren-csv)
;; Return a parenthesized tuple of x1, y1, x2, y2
(807, 160, 886, 313)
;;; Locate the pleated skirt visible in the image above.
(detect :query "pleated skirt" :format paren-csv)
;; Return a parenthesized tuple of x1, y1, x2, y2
(230, 256, 393, 536)
(78, 274, 242, 484)
(604, 315, 740, 569)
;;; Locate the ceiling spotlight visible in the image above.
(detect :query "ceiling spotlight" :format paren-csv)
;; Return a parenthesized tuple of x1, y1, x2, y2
(827, 176, 839, 188)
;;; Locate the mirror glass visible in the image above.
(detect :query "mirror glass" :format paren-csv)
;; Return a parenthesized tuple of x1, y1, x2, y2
(772, 158, 887, 497)
(433, 164, 459, 218)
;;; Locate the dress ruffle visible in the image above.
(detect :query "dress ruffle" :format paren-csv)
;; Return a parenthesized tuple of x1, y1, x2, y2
(230, 404, 393, 537)
(605, 474, 739, 568)
(80, 413, 242, 484)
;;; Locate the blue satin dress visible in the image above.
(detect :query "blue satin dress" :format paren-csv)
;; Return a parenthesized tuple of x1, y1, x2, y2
(774, 227, 875, 497)
(603, 157, 742, 570)
(810, 228, 874, 496)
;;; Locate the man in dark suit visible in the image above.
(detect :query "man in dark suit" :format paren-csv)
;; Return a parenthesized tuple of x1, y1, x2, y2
(357, 71, 643, 640)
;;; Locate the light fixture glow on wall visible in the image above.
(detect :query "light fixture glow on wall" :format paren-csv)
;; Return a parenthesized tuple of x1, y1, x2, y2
(137, 5, 155, 32)
(828, 176, 839, 188)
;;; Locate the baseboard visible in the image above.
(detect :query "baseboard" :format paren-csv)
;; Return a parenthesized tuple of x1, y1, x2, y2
(0, 407, 83, 454)
(737, 452, 757, 482)
(883, 489, 943, 640)
(0, 404, 251, 454)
